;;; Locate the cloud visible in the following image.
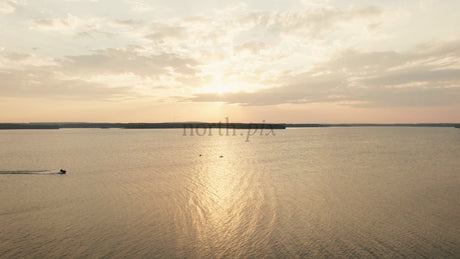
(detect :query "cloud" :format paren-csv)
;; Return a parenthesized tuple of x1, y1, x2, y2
(237, 4, 382, 40)
(60, 48, 199, 78)
(139, 3, 382, 58)
(34, 19, 55, 27)
(0, 50, 133, 101)
(186, 72, 347, 106)
(145, 23, 187, 42)
(186, 39, 460, 107)
(0, 0, 16, 14)
(130, 2, 386, 95)
(123, 0, 152, 12)
(3, 2, 458, 111)
(353, 84, 460, 107)
(33, 14, 80, 31)
(113, 19, 143, 26)
(234, 41, 269, 55)
(0, 69, 132, 100)
(32, 14, 108, 37)
(0, 52, 58, 69)
(362, 69, 460, 88)
(0, 47, 202, 100)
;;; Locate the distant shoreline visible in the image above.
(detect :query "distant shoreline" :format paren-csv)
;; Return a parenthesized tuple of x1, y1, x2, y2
(1, 122, 459, 130)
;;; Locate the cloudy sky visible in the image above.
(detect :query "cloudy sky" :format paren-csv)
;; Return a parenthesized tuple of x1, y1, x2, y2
(1, 0, 459, 123)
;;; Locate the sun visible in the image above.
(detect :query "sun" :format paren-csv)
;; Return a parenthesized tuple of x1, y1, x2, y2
(204, 80, 230, 95)
(216, 83, 224, 95)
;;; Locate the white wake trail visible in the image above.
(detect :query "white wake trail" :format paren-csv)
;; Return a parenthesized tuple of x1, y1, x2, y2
(0, 170, 63, 175)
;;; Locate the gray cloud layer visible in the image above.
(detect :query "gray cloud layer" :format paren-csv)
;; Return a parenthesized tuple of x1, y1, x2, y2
(0, 48, 200, 101)
(0, 69, 132, 100)
(60, 48, 198, 78)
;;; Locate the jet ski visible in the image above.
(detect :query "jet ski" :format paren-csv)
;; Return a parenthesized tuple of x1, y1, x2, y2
(59, 169, 66, 174)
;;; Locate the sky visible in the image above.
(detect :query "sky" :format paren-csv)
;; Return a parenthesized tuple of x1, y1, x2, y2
(0, 0, 459, 123)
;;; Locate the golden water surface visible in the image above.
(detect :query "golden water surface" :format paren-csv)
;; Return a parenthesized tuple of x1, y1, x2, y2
(0, 127, 459, 257)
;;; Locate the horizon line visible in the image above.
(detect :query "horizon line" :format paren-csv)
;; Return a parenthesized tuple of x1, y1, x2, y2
(1, 122, 459, 125)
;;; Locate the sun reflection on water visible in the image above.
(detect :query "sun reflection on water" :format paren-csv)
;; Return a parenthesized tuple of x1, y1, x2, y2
(181, 135, 279, 257)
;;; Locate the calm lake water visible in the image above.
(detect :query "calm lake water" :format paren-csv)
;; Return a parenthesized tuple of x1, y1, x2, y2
(0, 127, 459, 258)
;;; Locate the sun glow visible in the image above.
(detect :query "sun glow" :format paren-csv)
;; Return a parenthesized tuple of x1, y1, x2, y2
(203, 79, 232, 95)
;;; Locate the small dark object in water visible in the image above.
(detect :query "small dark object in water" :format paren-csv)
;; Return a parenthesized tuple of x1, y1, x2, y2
(199, 154, 202, 157)
(219, 155, 223, 158)
(59, 169, 66, 174)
